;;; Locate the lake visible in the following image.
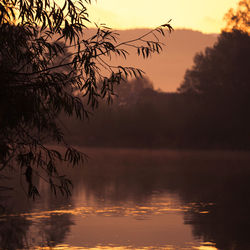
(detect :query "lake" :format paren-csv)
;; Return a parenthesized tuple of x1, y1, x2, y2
(1, 148, 250, 249)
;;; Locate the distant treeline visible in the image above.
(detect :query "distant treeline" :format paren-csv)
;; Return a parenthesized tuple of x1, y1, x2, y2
(62, 77, 250, 150)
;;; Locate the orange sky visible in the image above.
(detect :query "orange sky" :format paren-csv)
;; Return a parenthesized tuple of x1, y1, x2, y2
(83, 1, 240, 91)
(87, 0, 239, 34)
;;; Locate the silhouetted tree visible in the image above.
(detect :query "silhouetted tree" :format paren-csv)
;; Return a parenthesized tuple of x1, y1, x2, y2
(0, 0, 172, 197)
(175, 2, 250, 149)
(178, 0, 250, 94)
(178, 30, 250, 95)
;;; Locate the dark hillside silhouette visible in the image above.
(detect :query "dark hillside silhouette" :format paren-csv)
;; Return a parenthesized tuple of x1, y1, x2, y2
(62, 5, 250, 150)
(63, 66, 250, 149)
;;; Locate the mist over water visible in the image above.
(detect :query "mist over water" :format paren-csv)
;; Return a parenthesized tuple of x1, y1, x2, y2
(1, 148, 250, 249)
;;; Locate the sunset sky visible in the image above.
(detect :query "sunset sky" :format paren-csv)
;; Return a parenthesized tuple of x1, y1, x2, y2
(87, 0, 239, 33)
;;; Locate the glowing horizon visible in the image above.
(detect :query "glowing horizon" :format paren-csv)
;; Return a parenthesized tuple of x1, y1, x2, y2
(86, 0, 239, 34)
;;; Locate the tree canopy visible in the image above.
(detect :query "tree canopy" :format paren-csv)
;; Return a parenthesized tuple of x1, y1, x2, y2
(224, 0, 250, 34)
(175, 0, 250, 149)
(178, 0, 250, 95)
(178, 29, 250, 94)
(0, 0, 172, 197)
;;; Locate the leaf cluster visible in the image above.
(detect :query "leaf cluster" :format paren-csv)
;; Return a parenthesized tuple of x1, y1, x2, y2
(0, 0, 172, 198)
(224, 0, 250, 33)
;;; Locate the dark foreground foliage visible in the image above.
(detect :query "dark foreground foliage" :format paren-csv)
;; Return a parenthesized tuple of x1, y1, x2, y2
(0, 0, 172, 197)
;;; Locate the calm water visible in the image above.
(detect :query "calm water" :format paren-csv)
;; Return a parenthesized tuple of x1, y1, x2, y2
(1, 148, 250, 249)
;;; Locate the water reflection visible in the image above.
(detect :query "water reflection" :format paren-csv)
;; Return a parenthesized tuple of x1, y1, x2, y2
(0, 215, 30, 249)
(1, 149, 250, 249)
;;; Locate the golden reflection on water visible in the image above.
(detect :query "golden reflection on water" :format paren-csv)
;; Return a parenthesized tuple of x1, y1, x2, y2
(194, 244, 218, 250)
(11, 199, 213, 222)
(2, 199, 201, 221)
(34, 242, 218, 250)
(2, 149, 250, 249)
(0, 196, 216, 249)
(34, 244, 218, 250)
(35, 245, 173, 250)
